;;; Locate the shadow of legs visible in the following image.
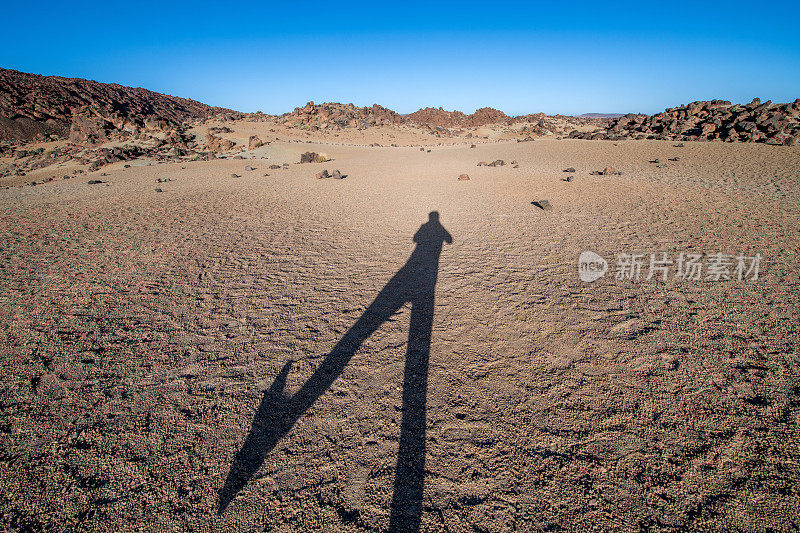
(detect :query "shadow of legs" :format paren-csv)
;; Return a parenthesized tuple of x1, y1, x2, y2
(217, 213, 450, 527)
(389, 296, 433, 532)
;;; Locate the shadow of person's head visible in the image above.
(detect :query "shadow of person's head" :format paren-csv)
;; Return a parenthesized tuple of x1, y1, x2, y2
(413, 211, 452, 248)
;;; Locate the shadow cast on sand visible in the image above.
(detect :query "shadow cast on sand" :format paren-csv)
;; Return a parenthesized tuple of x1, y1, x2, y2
(219, 211, 453, 531)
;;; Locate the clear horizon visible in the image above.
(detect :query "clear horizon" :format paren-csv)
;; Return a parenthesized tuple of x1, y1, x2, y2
(2, 0, 798, 116)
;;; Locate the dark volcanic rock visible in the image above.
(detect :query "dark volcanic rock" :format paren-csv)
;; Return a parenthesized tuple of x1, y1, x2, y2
(569, 98, 800, 144)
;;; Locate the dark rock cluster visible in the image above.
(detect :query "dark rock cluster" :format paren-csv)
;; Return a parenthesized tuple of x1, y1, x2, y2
(569, 99, 800, 145)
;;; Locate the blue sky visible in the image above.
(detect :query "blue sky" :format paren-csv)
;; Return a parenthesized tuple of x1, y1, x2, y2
(2, 0, 798, 115)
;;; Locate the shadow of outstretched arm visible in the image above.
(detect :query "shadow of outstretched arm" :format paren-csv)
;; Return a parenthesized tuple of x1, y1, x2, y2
(218, 281, 408, 513)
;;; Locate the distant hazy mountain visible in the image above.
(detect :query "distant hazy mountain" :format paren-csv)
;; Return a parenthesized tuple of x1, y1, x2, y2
(578, 113, 625, 119)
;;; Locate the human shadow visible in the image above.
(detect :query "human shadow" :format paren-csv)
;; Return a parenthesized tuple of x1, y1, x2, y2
(218, 211, 453, 531)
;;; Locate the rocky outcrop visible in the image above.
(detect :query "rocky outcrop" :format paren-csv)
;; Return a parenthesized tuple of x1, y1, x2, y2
(404, 107, 510, 128)
(405, 107, 468, 127)
(204, 133, 235, 152)
(276, 100, 606, 137)
(465, 107, 510, 127)
(282, 101, 402, 129)
(569, 99, 800, 145)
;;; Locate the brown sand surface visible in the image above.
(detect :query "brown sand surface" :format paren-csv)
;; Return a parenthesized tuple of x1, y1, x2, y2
(1, 130, 799, 531)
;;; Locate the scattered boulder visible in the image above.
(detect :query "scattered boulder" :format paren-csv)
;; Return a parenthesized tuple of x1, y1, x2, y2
(564, 167, 576, 173)
(591, 166, 621, 175)
(245, 165, 255, 171)
(317, 169, 346, 179)
(564, 176, 574, 182)
(477, 161, 488, 166)
(488, 159, 505, 167)
(248, 135, 264, 150)
(458, 174, 470, 180)
(300, 152, 328, 163)
(268, 164, 281, 169)
(87, 180, 104, 184)
(231, 173, 240, 178)
(205, 133, 235, 152)
(532, 200, 552, 210)
(155, 187, 163, 192)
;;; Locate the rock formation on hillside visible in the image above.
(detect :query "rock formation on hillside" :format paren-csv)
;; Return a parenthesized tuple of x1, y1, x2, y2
(569, 99, 800, 145)
(0, 68, 243, 177)
(0, 67, 232, 143)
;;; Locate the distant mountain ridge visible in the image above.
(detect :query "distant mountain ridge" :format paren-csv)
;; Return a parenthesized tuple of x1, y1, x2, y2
(579, 113, 625, 119)
(2, 68, 794, 146)
(280, 102, 604, 131)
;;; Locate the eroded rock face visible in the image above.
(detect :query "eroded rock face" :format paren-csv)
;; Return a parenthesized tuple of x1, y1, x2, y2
(569, 98, 800, 144)
(69, 111, 114, 145)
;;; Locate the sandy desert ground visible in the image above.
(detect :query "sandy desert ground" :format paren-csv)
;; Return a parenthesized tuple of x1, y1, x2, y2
(1, 123, 799, 531)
